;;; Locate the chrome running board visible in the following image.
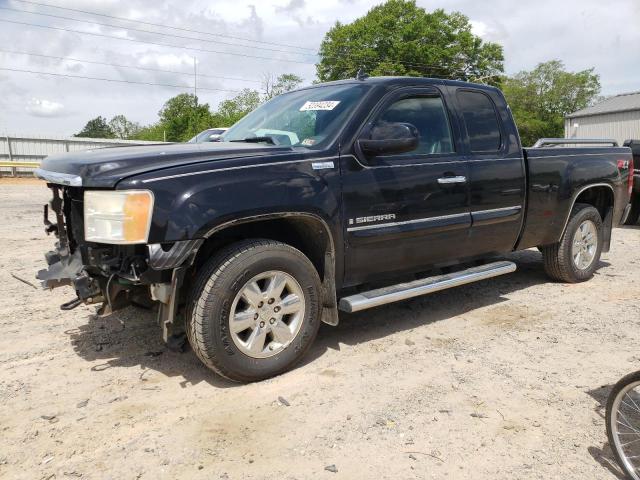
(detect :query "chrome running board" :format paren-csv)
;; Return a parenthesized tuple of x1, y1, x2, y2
(338, 261, 516, 313)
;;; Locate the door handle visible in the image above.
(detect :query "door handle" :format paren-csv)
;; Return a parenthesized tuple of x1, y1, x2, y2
(437, 176, 467, 184)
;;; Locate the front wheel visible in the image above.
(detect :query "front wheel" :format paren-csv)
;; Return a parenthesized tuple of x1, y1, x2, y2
(186, 239, 322, 382)
(606, 371, 640, 480)
(541, 203, 603, 283)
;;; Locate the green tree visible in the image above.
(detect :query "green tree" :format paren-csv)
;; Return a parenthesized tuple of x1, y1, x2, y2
(213, 88, 262, 126)
(75, 116, 114, 138)
(108, 114, 142, 139)
(129, 123, 166, 142)
(157, 93, 213, 142)
(316, 0, 504, 84)
(503, 60, 601, 146)
(262, 73, 304, 100)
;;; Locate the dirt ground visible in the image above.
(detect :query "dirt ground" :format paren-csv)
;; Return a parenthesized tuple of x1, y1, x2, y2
(1, 179, 639, 480)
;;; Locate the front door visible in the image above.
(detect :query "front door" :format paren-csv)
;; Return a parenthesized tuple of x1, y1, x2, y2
(341, 87, 471, 287)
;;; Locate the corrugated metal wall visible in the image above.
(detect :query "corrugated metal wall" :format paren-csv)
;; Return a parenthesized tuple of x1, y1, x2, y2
(565, 110, 640, 145)
(0, 136, 166, 175)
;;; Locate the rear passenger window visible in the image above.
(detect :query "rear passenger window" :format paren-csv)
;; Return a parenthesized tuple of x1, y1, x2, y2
(457, 90, 502, 152)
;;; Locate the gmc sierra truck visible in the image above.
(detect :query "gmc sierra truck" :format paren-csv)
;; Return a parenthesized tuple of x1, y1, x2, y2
(34, 76, 634, 382)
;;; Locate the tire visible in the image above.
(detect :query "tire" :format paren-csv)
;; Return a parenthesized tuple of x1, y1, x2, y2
(541, 203, 603, 283)
(186, 239, 322, 382)
(606, 370, 640, 480)
(624, 196, 640, 226)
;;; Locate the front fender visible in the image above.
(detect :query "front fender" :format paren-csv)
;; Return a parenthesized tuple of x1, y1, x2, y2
(117, 154, 342, 245)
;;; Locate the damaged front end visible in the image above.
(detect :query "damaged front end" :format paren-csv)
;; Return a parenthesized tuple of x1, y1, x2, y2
(36, 182, 202, 343)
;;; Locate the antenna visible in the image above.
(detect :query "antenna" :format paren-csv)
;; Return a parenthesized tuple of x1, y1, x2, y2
(355, 67, 369, 81)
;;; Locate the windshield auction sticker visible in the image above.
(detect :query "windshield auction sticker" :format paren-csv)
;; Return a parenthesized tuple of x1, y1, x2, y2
(299, 101, 340, 111)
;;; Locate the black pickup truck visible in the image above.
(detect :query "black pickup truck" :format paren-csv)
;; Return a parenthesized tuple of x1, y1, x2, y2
(34, 77, 634, 381)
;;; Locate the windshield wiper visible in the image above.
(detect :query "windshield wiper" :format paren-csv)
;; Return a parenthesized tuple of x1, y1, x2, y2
(229, 136, 276, 145)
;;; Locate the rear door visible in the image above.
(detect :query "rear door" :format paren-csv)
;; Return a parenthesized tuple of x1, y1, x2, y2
(341, 86, 471, 286)
(454, 88, 526, 255)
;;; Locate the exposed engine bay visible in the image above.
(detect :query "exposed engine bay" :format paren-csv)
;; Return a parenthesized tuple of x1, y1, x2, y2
(36, 184, 201, 343)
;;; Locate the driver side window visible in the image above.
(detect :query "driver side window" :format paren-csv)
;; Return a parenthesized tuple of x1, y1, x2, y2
(376, 95, 454, 155)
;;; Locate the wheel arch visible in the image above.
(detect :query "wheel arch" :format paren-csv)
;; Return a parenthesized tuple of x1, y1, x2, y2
(194, 212, 334, 277)
(559, 183, 615, 244)
(188, 212, 339, 324)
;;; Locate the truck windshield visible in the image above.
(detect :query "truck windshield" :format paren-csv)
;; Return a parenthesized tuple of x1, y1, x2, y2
(222, 83, 370, 148)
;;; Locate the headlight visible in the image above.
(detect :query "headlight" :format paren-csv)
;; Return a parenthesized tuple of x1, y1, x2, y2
(84, 190, 154, 244)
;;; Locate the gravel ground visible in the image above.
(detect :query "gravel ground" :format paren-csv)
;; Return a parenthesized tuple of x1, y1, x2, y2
(0, 179, 639, 480)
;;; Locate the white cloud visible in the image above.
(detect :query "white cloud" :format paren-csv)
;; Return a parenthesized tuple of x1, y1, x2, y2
(0, 0, 638, 135)
(470, 20, 488, 37)
(137, 53, 194, 69)
(25, 98, 65, 117)
(275, 0, 306, 14)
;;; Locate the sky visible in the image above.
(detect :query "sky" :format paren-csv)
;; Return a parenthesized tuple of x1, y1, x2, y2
(0, 0, 639, 136)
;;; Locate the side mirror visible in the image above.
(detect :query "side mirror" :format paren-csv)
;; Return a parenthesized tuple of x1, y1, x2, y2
(358, 122, 419, 156)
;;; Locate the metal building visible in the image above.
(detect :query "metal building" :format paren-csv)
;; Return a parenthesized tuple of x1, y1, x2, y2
(565, 91, 640, 145)
(0, 135, 165, 176)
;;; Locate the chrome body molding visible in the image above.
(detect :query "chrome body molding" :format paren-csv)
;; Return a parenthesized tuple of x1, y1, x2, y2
(346, 212, 468, 232)
(33, 168, 82, 187)
(346, 206, 522, 233)
(474, 205, 522, 215)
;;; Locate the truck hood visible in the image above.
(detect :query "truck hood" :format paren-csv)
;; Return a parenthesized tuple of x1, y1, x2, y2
(35, 142, 294, 188)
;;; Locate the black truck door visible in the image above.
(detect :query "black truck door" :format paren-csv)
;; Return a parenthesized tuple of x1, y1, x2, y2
(454, 88, 526, 256)
(341, 87, 471, 286)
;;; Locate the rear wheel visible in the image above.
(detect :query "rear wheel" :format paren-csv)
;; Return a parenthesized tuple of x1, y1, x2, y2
(624, 196, 640, 225)
(186, 239, 322, 382)
(541, 203, 603, 283)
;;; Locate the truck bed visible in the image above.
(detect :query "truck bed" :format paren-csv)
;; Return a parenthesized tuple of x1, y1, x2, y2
(517, 146, 633, 250)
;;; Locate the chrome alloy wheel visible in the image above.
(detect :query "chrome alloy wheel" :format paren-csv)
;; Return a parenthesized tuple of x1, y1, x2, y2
(571, 219, 598, 270)
(229, 270, 305, 359)
(610, 380, 640, 480)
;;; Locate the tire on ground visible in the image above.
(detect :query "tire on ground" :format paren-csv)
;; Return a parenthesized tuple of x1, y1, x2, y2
(540, 203, 604, 283)
(186, 239, 322, 382)
(623, 196, 640, 225)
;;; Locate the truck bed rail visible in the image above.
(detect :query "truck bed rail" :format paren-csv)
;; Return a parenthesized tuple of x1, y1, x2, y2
(532, 138, 619, 148)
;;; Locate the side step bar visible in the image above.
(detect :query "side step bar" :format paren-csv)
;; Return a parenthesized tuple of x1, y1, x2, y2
(338, 261, 516, 313)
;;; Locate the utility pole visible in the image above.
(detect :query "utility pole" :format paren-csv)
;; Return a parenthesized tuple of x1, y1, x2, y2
(193, 56, 197, 104)
(192, 56, 198, 138)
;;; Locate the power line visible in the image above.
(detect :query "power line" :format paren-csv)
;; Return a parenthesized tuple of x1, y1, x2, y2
(0, 49, 262, 83)
(0, 18, 472, 75)
(0, 18, 313, 65)
(0, 66, 240, 92)
(0, 12, 481, 77)
(11, 0, 317, 52)
(318, 49, 474, 75)
(0, 6, 318, 57)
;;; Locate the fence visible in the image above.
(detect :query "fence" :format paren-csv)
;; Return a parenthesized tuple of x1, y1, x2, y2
(0, 135, 167, 176)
